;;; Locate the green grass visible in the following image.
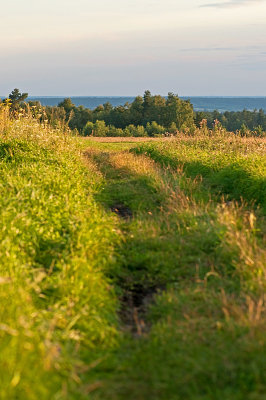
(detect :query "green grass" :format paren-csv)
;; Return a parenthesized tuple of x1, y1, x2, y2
(0, 120, 122, 399)
(86, 137, 265, 400)
(0, 119, 265, 400)
(132, 136, 266, 211)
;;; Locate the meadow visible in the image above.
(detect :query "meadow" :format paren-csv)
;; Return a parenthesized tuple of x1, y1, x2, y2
(0, 106, 265, 399)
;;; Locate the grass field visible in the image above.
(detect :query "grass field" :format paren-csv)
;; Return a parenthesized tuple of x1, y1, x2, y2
(0, 114, 265, 399)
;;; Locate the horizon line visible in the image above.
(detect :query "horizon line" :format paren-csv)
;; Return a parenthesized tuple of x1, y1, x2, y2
(1, 95, 266, 98)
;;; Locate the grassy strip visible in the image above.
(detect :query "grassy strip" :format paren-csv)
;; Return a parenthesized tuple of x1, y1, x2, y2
(132, 136, 266, 211)
(85, 143, 265, 400)
(0, 120, 122, 399)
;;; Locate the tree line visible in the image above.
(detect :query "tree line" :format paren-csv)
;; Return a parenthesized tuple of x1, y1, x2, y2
(52, 91, 195, 135)
(194, 109, 266, 136)
(2, 89, 266, 136)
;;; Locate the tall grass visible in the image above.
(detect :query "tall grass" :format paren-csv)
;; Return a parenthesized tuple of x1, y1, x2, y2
(133, 134, 266, 211)
(0, 106, 121, 399)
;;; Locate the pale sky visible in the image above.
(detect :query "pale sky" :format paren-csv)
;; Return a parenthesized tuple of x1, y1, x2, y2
(1, 0, 266, 96)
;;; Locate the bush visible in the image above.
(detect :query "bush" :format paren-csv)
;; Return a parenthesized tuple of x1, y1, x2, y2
(146, 121, 165, 136)
(83, 120, 94, 136)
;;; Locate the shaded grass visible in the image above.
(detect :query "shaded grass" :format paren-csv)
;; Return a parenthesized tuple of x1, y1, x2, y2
(104, 289, 265, 400)
(87, 147, 264, 291)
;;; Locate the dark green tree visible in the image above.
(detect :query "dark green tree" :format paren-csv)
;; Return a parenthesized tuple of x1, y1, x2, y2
(58, 98, 75, 113)
(129, 96, 144, 125)
(143, 90, 153, 123)
(8, 88, 28, 109)
(194, 112, 206, 128)
(166, 93, 195, 131)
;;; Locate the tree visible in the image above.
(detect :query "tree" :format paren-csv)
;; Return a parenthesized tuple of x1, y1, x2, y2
(253, 125, 264, 137)
(166, 93, 195, 131)
(83, 121, 94, 136)
(239, 123, 249, 137)
(94, 120, 107, 136)
(146, 121, 165, 137)
(129, 96, 144, 125)
(8, 88, 28, 109)
(143, 90, 153, 123)
(58, 98, 75, 113)
(168, 122, 178, 135)
(69, 106, 92, 131)
(103, 102, 113, 112)
(124, 124, 146, 137)
(194, 112, 206, 128)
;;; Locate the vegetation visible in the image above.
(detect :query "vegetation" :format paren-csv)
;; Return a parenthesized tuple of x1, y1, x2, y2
(195, 109, 266, 135)
(58, 90, 195, 133)
(2, 89, 266, 138)
(0, 104, 121, 399)
(2, 89, 265, 137)
(133, 136, 266, 211)
(87, 136, 265, 400)
(25, 93, 266, 137)
(1, 88, 28, 113)
(0, 103, 265, 399)
(82, 119, 168, 137)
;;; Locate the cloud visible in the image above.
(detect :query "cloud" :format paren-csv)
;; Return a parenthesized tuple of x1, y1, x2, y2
(201, 0, 265, 8)
(181, 46, 240, 52)
(180, 45, 262, 52)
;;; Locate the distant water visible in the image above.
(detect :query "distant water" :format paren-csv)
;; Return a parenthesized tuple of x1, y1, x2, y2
(2, 96, 266, 112)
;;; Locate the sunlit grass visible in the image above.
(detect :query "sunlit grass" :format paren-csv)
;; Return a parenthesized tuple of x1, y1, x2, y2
(1, 106, 265, 399)
(132, 135, 266, 210)
(0, 109, 122, 399)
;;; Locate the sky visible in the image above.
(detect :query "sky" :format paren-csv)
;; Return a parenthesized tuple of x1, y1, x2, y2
(1, 0, 266, 96)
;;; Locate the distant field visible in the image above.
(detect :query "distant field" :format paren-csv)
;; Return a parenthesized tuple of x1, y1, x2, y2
(84, 136, 170, 142)
(0, 112, 265, 400)
(84, 135, 266, 144)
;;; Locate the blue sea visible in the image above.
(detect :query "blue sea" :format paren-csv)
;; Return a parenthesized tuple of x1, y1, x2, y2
(2, 96, 266, 112)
